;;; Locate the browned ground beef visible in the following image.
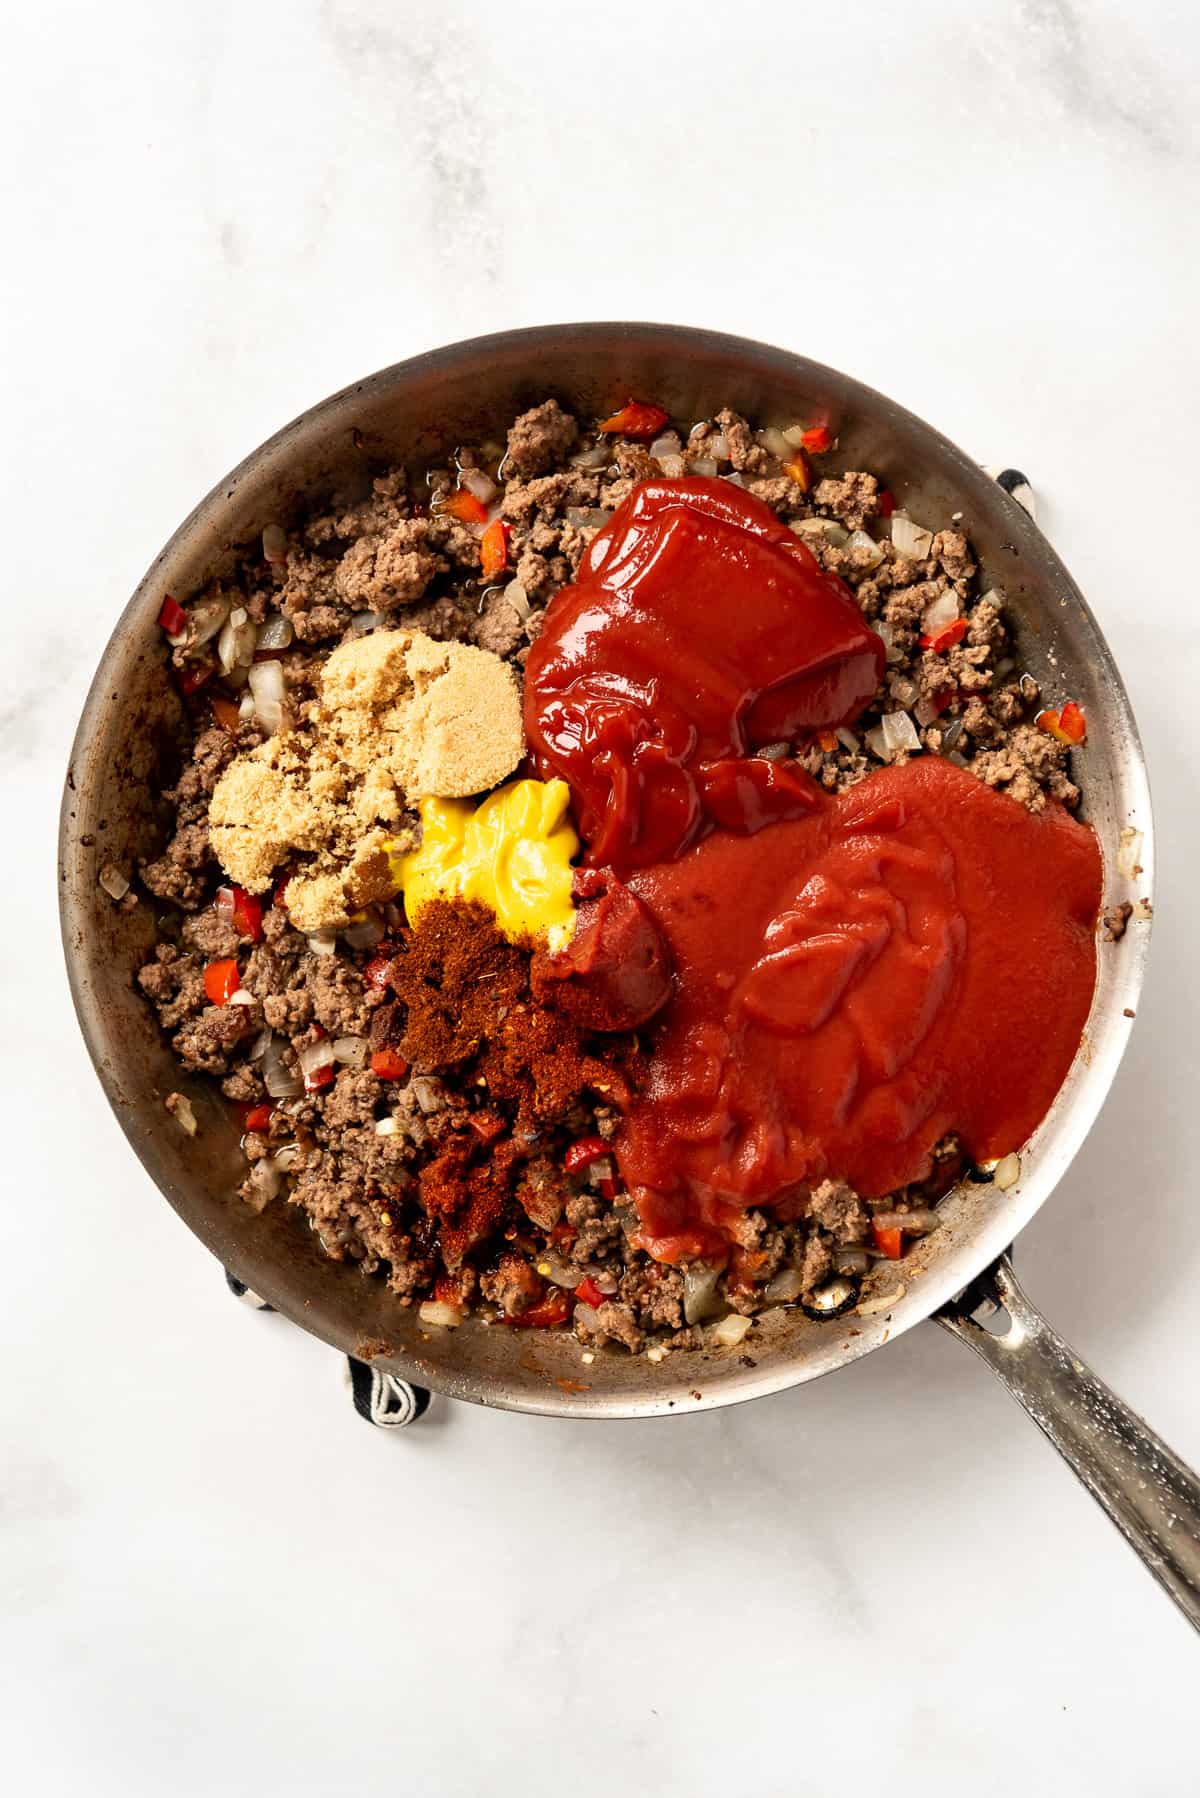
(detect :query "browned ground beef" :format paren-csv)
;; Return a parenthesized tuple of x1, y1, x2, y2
(137, 398, 1078, 1354)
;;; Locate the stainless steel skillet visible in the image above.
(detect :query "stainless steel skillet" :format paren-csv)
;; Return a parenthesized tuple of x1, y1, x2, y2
(57, 323, 1200, 1629)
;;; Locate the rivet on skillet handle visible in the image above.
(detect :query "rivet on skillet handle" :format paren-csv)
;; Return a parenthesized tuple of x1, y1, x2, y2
(937, 1255, 1200, 1636)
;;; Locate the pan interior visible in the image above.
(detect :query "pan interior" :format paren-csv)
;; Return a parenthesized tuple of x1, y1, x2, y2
(59, 324, 1153, 1417)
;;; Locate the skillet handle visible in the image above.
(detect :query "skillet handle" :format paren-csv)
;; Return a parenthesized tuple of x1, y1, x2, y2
(936, 1254, 1200, 1635)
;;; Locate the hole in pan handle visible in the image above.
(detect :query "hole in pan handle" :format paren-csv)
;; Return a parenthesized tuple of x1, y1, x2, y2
(937, 1253, 1200, 1636)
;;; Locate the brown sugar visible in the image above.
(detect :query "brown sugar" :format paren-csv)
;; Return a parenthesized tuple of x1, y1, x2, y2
(207, 628, 524, 930)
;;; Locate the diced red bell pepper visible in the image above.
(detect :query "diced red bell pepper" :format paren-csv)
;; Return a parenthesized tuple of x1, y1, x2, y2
(871, 1220, 904, 1259)
(363, 954, 396, 991)
(597, 1176, 619, 1201)
(1036, 702, 1087, 747)
(177, 662, 213, 695)
(782, 452, 812, 492)
(800, 424, 833, 454)
(211, 693, 242, 735)
(575, 1276, 608, 1310)
(564, 1135, 610, 1174)
(158, 594, 187, 636)
(303, 1061, 335, 1093)
(203, 959, 241, 1006)
(920, 616, 968, 653)
(505, 1288, 572, 1329)
(370, 1048, 409, 1081)
(817, 729, 838, 753)
(480, 518, 510, 580)
(878, 489, 896, 518)
(598, 400, 669, 438)
(217, 884, 264, 943)
(243, 1104, 273, 1134)
(439, 487, 489, 526)
(550, 1221, 578, 1245)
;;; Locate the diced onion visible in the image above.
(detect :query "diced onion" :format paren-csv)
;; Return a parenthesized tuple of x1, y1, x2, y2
(272, 1143, 301, 1172)
(921, 590, 959, 638)
(835, 727, 860, 753)
(228, 989, 256, 1007)
(332, 1035, 367, 1067)
(504, 579, 531, 619)
(238, 693, 256, 720)
(875, 619, 900, 663)
(649, 432, 682, 459)
(342, 915, 384, 950)
(375, 1117, 401, 1137)
(764, 1267, 805, 1303)
(993, 1153, 1021, 1190)
(1117, 826, 1144, 880)
(461, 467, 498, 504)
(889, 675, 919, 709)
(570, 444, 611, 469)
(689, 456, 719, 477)
(419, 1299, 464, 1328)
(190, 595, 231, 647)
(914, 695, 941, 727)
(781, 424, 808, 449)
(262, 1035, 302, 1098)
(722, 471, 746, 488)
(248, 1028, 271, 1061)
(565, 507, 612, 529)
(351, 610, 382, 632)
(645, 1344, 667, 1363)
(891, 514, 934, 560)
(166, 1092, 197, 1136)
(535, 1252, 583, 1290)
(574, 1302, 603, 1332)
(871, 1209, 939, 1234)
(708, 432, 728, 460)
(712, 1312, 752, 1347)
(658, 454, 686, 477)
(257, 613, 294, 651)
(864, 725, 889, 761)
(845, 528, 883, 566)
(941, 717, 965, 752)
(248, 658, 286, 734)
(297, 1039, 335, 1079)
(881, 710, 922, 756)
(755, 425, 793, 461)
(218, 607, 258, 674)
(262, 523, 288, 564)
(248, 1159, 280, 1205)
(306, 933, 337, 957)
(757, 741, 791, 761)
(98, 863, 130, 901)
(410, 1075, 442, 1114)
(682, 1262, 724, 1325)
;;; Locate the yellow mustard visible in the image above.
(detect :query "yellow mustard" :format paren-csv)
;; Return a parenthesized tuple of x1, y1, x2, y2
(389, 778, 578, 949)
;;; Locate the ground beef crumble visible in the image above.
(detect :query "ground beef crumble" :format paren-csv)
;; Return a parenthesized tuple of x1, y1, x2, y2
(138, 397, 1095, 1356)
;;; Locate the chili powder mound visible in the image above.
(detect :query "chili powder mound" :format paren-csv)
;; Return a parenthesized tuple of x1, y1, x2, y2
(389, 900, 641, 1268)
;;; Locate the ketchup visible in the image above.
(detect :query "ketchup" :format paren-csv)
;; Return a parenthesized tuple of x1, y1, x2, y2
(524, 478, 884, 871)
(618, 760, 1101, 1262)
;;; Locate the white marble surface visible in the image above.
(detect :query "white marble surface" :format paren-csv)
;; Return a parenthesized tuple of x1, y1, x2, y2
(5, 1, 1200, 1790)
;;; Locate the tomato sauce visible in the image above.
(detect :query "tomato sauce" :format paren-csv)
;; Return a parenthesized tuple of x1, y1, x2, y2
(524, 477, 1102, 1260)
(618, 761, 1101, 1260)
